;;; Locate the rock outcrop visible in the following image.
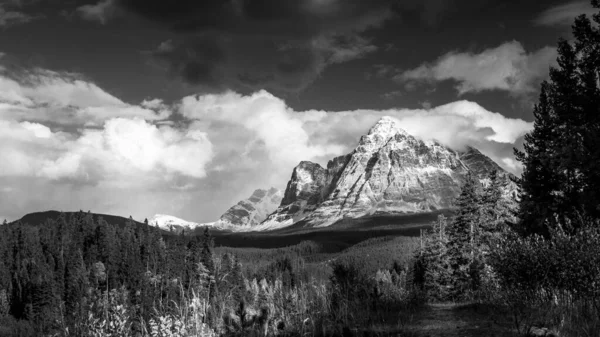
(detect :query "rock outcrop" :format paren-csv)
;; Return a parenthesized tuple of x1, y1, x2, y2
(255, 163, 327, 230)
(261, 116, 516, 230)
(217, 187, 283, 230)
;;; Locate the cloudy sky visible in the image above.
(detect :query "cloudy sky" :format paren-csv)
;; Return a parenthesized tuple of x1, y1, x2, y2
(0, 0, 595, 222)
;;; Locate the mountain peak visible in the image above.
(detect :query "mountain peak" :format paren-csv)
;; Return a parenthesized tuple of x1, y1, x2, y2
(149, 214, 202, 233)
(358, 116, 410, 154)
(368, 116, 408, 137)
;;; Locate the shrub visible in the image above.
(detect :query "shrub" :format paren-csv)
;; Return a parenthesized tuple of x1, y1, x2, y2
(489, 221, 600, 336)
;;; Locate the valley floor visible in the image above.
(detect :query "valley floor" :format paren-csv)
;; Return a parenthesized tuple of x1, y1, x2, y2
(365, 303, 517, 337)
(407, 303, 516, 337)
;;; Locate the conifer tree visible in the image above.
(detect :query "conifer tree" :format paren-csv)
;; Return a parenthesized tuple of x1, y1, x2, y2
(422, 215, 452, 300)
(201, 228, 216, 298)
(141, 218, 151, 268)
(480, 171, 514, 248)
(185, 235, 203, 288)
(446, 173, 480, 298)
(64, 248, 88, 324)
(201, 228, 215, 274)
(516, 2, 600, 235)
(231, 257, 245, 303)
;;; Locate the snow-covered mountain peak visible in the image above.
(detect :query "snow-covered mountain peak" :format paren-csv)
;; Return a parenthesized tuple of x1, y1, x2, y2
(359, 116, 410, 154)
(261, 117, 516, 230)
(149, 214, 203, 232)
(367, 116, 408, 137)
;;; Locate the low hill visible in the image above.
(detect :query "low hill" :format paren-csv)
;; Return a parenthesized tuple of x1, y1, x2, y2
(9, 210, 157, 232)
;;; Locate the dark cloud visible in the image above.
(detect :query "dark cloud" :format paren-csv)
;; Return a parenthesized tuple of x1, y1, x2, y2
(241, 0, 306, 21)
(391, 0, 451, 26)
(148, 36, 228, 90)
(0, 0, 39, 27)
(118, 0, 393, 35)
(111, 0, 495, 93)
(148, 33, 331, 93)
(118, 0, 238, 31)
(391, 0, 499, 27)
(116, 0, 394, 93)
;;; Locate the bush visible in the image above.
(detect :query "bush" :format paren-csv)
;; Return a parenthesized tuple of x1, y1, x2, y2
(0, 315, 36, 337)
(489, 221, 600, 336)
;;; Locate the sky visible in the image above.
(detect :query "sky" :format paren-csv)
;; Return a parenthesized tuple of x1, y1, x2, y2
(0, 0, 596, 222)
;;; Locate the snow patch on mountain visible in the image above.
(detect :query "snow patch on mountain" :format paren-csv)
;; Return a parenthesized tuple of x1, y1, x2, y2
(149, 214, 225, 233)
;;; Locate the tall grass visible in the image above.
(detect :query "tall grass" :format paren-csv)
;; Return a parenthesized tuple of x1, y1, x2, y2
(0, 260, 422, 337)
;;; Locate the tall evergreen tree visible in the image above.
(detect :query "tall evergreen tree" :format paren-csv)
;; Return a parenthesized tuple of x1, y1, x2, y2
(480, 171, 514, 240)
(200, 228, 216, 299)
(516, 2, 600, 235)
(201, 228, 215, 274)
(446, 173, 480, 298)
(515, 83, 561, 236)
(64, 248, 88, 324)
(231, 257, 245, 303)
(422, 215, 452, 300)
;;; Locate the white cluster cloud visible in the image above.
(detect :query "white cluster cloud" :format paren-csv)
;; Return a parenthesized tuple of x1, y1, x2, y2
(0, 114, 213, 185)
(0, 63, 532, 223)
(396, 41, 557, 96)
(180, 91, 345, 172)
(0, 65, 214, 221)
(535, 1, 598, 26)
(0, 69, 170, 125)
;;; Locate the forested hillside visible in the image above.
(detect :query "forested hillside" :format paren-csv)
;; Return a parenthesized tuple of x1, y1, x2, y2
(0, 212, 222, 334)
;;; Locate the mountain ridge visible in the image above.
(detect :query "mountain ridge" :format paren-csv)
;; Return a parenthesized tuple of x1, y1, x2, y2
(261, 116, 516, 230)
(148, 187, 283, 233)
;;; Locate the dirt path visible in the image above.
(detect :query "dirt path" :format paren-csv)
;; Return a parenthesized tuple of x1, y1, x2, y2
(401, 303, 517, 337)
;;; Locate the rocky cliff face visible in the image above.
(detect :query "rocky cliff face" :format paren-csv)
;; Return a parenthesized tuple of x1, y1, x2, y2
(458, 146, 519, 199)
(217, 187, 283, 230)
(261, 116, 516, 230)
(458, 146, 502, 177)
(253, 164, 327, 230)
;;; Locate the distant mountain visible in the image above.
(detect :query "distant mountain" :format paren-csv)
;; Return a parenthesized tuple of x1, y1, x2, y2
(148, 214, 217, 233)
(149, 187, 283, 233)
(216, 187, 283, 230)
(261, 116, 517, 230)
